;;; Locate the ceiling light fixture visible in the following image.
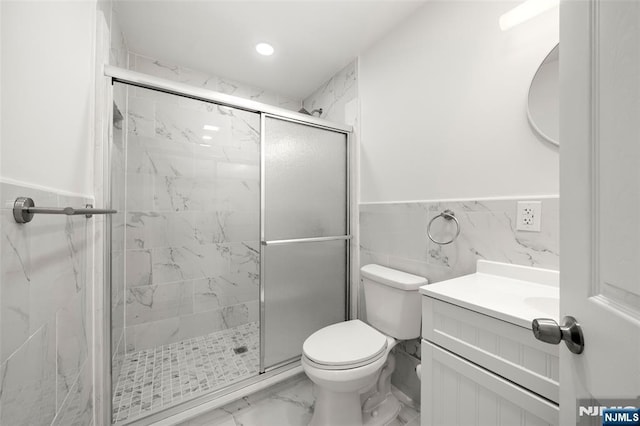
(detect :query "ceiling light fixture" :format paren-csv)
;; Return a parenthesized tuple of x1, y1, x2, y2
(499, 0, 559, 31)
(255, 42, 274, 56)
(202, 135, 213, 140)
(203, 125, 220, 132)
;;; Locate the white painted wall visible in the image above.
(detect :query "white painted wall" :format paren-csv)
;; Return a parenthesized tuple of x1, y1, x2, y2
(0, 1, 3, 174)
(1, 1, 97, 197)
(359, 1, 559, 203)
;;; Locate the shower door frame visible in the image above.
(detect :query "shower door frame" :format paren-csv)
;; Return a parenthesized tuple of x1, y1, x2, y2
(259, 112, 352, 372)
(102, 65, 353, 425)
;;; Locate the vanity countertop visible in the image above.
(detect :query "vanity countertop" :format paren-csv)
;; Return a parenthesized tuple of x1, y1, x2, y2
(419, 260, 559, 329)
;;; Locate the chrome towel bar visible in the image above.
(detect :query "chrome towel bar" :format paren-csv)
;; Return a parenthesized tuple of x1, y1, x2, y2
(13, 197, 117, 224)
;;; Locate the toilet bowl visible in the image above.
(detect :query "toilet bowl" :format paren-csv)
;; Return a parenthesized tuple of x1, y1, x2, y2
(302, 265, 427, 426)
(302, 320, 399, 426)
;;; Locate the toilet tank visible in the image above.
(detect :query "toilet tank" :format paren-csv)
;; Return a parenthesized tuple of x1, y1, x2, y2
(361, 264, 427, 340)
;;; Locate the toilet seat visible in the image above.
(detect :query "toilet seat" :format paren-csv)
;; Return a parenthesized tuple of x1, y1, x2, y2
(303, 320, 388, 370)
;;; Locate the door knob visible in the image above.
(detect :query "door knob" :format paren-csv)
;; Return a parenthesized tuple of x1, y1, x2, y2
(532, 316, 584, 354)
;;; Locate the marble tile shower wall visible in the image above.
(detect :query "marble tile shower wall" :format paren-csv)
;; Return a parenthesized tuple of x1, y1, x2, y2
(110, 7, 128, 69)
(123, 85, 261, 353)
(359, 197, 559, 401)
(128, 53, 302, 111)
(0, 183, 93, 425)
(303, 60, 358, 123)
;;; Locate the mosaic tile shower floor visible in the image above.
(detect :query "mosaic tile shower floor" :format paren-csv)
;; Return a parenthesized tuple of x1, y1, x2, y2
(113, 322, 259, 423)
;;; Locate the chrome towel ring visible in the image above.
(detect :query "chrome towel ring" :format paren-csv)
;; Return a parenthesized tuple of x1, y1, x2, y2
(427, 209, 461, 245)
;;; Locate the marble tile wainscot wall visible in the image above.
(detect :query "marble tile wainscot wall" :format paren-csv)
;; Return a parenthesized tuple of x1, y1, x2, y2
(0, 182, 94, 425)
(358, 197, 560, 403)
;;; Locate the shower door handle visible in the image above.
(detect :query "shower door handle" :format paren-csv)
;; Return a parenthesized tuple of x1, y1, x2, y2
(261, 235, 351, 246)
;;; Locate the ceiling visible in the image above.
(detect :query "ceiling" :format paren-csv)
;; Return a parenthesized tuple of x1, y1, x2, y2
(114, 0, 427, 100)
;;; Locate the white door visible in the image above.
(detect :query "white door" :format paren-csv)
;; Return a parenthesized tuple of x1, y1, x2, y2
(560, 0, 640, 424)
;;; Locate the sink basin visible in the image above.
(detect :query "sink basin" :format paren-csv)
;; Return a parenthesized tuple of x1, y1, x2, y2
(420, 260, 560, 328)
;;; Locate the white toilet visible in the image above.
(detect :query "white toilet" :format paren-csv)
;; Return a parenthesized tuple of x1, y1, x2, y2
(301, 264, 427, 426)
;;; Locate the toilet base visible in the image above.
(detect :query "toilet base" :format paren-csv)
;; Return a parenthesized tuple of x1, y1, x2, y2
(307, 352, 403, 426)
(308, 386, 401, 426)
(362, 392, 402, 426)
(309, 385, 363, 426)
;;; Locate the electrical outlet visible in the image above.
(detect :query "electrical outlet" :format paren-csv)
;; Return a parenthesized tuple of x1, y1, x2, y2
(516, 201, 542, 232)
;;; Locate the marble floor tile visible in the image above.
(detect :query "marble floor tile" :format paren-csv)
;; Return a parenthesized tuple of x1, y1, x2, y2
(114, 322, 420, 426)
(179, 410, 236, 426)
(231, 376, 314, 426)
(181, 374, 421, 426)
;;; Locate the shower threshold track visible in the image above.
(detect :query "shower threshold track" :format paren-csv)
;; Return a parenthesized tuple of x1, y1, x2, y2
(112, 322, 259, 423)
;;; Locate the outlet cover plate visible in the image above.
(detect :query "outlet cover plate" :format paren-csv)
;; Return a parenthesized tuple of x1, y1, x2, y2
(516, 201, 542, 232)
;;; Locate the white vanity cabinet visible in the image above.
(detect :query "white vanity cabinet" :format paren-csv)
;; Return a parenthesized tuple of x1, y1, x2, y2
(419, 261, 560, 426)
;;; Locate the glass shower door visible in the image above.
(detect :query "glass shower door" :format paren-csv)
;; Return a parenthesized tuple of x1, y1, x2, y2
(110, 82, 261, 423)
(261, 115, 349, 370)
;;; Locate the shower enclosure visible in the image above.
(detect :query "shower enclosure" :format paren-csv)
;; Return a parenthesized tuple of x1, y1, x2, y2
(106, 68, 351, 424)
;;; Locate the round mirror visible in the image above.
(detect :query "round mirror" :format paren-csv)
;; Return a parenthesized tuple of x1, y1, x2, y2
(528, 44, 559, 146)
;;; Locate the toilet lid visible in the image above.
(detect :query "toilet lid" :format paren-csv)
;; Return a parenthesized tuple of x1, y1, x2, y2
(303, 320, 388, 368)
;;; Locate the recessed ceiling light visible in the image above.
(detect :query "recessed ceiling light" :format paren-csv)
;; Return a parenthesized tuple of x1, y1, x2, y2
(202, 135, 213, 140)
(255, 42, 274, 56)
(203, 125, 220, 132)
